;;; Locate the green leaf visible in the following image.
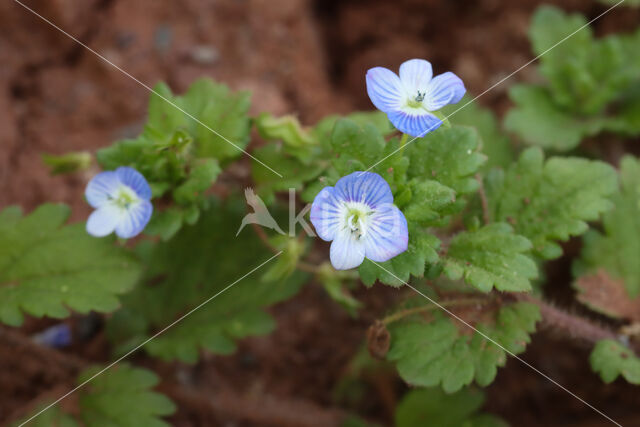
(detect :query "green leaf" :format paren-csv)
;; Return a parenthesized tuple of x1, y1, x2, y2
(15, 364, 175, 427)
(42, 151, 92, 175)
(395, 387, 507, 427)
(402, 179, 457, 226)
(574, 156, 640, 296)
(387, 302, 539, 391)
(255, 112, 315, 147)
(145, 79, 251, 161)
(443, 223, 537, 292)
(504, 85, 607, 151)
(78, 364, 176, 427)
(442, 97, 514, 170)
(172, 158, 221, 204)
(13, 405, 79, 427)
(144, 207, 185, 241)
(107, 197, 307, 363)
(251, 143, 324, 204)
(530, 6, 636, 116)
(0, 204, 141, 326)
(407, 126, 486, 196)
(590, 340, 640, 384)
(487, 147, 617, 259)
(358, 224, 440, 287)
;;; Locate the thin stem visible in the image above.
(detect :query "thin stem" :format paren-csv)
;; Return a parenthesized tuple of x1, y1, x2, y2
(382, 297, 487, 325)
(399, 133, 409, 155)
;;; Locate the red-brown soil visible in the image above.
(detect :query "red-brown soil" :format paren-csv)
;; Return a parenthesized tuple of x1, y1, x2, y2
(2, 0, 640, 426)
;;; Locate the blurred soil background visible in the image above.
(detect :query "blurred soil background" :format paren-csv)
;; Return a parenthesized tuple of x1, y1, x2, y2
(1, 0, 640, 426)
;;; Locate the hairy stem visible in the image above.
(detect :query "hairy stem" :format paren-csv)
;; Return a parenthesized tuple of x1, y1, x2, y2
(382, 297, 488, 325)
(513, 293, 640, 354)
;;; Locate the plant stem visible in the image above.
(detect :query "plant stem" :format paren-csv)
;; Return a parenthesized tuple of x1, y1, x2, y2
(382, 297, 487, 325)
(512, 293, 640, 354)
(399, 133, 408, 155)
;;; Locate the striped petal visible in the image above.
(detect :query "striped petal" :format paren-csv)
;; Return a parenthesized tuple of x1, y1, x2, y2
(86, 204, 124, 237)
(387, 109, 443, 138)
(85, 171, 120, 208)
(330, 229, 366, 270)
(363, 204, 408, 262)
(399, 59, 433, 93)
(425, 72, 466, 111)
(116, 167, 152, 200)
(334, 172, 393, 208)
(366, 67, 404, 113)
(310, 186, 343, 241)
(115, 200, 153, 239)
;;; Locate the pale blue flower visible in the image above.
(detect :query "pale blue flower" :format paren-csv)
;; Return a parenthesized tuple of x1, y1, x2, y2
(310, 172, 408, 270)
(366, 58, 465, 137)
(85, 167, 153, 239)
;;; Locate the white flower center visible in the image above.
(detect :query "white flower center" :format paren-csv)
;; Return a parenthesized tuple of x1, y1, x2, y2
(343, 202, 373, 241)
(109, 185, 140, 210)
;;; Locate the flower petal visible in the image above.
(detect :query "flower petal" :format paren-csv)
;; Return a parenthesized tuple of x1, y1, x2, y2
(85, 171, 120, 208)
(425, 72, 466, 111)
(116, 167, 152, 200)
(399, 59, 433, 93)
(387, 110, 443, 138)
(334, 172, 393, 208)
(364, 205, 408, 262)
(366, 67, 404, 113)
(86, 204, 124, 237)
(115, 200, 153, 239)
(310, 186, 343, 241)
(330, 230, 366, 270)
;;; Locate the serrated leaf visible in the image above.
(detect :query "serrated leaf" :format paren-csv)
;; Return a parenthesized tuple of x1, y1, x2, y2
(107, 197, 307, 363)
(486, 147, 617, 259)
(504, 85, 607, 151)
(15, 364, 175, 427)
(13, 405, 79, 427)
(358, 224, 440, 287)
(395, 387, 507, 427)
(0, 204, 141, 326)
(530, 6, 635, 116)
(574, 156, 640, 296)
(79, 364, 175, 427)
(387, 302, 539, 391)
(407, 126, 486, 195)
(172, 158, 220, 204)
(442, 97, 514, 170)
(590, 340, 640, 384)
(252, 143, 324, 204)
(255, 112, 315, 147)
(443, 223, 537, 293)
(402, 179, 457, 226)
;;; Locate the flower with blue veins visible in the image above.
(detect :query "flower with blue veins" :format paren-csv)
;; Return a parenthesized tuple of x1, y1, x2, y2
(310, 171, 408, 270)
(366, 58, 466, 137)
(85, 166, 153, 239)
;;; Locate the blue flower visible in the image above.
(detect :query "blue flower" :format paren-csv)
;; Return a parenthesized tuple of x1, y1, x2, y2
(85, 166, 153, 239)
(310, 172, 408, 270)
(366, 58, 466, 137)
(33, 324, 72, 348)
